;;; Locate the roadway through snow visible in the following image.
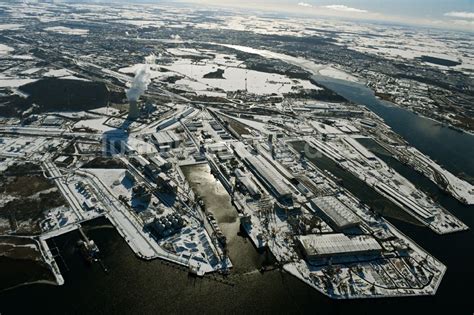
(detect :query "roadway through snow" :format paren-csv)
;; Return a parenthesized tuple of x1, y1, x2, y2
(42, 160, 84, 221)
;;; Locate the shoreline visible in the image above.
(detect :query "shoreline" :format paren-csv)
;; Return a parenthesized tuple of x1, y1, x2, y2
(0, 279, 59, 293)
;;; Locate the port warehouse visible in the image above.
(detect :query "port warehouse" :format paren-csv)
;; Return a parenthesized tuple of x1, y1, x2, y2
(103, 130, 181, 156)
(234, 169, 261, 199)
(306, 136, 435, 222)
(308, 136, 376, 163)
(151, 130, 182, 151)
(231, 142, 293, 202)
(258, 144, 295, 181)
(342, 136, 377, 161)
(308, 138, 346, 162)
(155, 107, 195, 131)
(245, 155, 293, 201)
(310, 196, 361, 230)
(375, 182, 434, 220)
(297, 234, 382, 260)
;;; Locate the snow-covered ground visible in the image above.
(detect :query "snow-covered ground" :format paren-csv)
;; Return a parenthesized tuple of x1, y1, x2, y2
(73, 117, 115, 132)
(406, 146, 474, 205)
(0, 43, 14, 55)
(41, 68, 90, 81)
(44, 26, 89, 35)
(120, 49, 322, 96)
(0, 24, 24, 31)
(220, 44, 360, 83)
(0, 78, 37, 87)
(0, 136, 60, 159)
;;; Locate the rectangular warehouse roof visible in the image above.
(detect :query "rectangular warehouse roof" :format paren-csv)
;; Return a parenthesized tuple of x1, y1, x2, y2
(298, 233, 382, 258)
(343, 136, 376, 161)
(310, 196, 361, 229)
(246, 154, 292, 200)
(152, 130, 181, 146)
(376, 182, 434, 220)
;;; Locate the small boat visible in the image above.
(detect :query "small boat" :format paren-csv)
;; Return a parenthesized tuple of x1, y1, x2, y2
(77, 239, 100, 263)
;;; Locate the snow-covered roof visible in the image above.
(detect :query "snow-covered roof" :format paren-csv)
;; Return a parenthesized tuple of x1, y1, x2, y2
(298, 233, 381, 258)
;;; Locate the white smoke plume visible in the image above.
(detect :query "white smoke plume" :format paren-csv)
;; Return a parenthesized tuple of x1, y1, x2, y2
(126, 54, 155, 102)
(144, 53, 156, 64)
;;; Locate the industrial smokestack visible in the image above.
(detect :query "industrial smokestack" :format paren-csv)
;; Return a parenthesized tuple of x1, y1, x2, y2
(128, 100, 140, 119)
(126, 54, 155, 119)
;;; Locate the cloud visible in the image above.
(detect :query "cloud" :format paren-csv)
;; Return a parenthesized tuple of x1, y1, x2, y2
(451, 19, 474, 27)
(444, 11, 474, 19)
(297, 2, 312, 8)
(323, 5, 367, 13)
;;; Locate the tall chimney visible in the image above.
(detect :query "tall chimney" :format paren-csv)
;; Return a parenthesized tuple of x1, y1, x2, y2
(128, 100, 140, 119)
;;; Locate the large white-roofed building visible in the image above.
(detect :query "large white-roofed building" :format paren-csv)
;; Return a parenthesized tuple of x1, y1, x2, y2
(245, 154, 292, 201)
(297, 233, 382, 260)
(310, 196, 361, 230)
(231, 142, 292, 202)
(152, 130, 181, 150)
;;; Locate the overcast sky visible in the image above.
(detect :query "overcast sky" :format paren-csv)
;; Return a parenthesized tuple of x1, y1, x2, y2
(178, 0, 474, 31)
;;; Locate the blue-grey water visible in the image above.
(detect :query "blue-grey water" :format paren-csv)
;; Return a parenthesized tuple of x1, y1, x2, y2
(1, 77, 473, 314)
(313, 75, 474, 180)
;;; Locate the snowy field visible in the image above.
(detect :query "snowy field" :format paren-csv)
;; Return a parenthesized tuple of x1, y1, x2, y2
(120, 49, 322, 96)
(221, 44, 360, 83)
(0, 24, 23, 31)
(44, 26, 89, 35)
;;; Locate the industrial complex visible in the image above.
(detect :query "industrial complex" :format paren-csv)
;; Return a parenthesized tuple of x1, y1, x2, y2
(0, 2, 472, 303)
